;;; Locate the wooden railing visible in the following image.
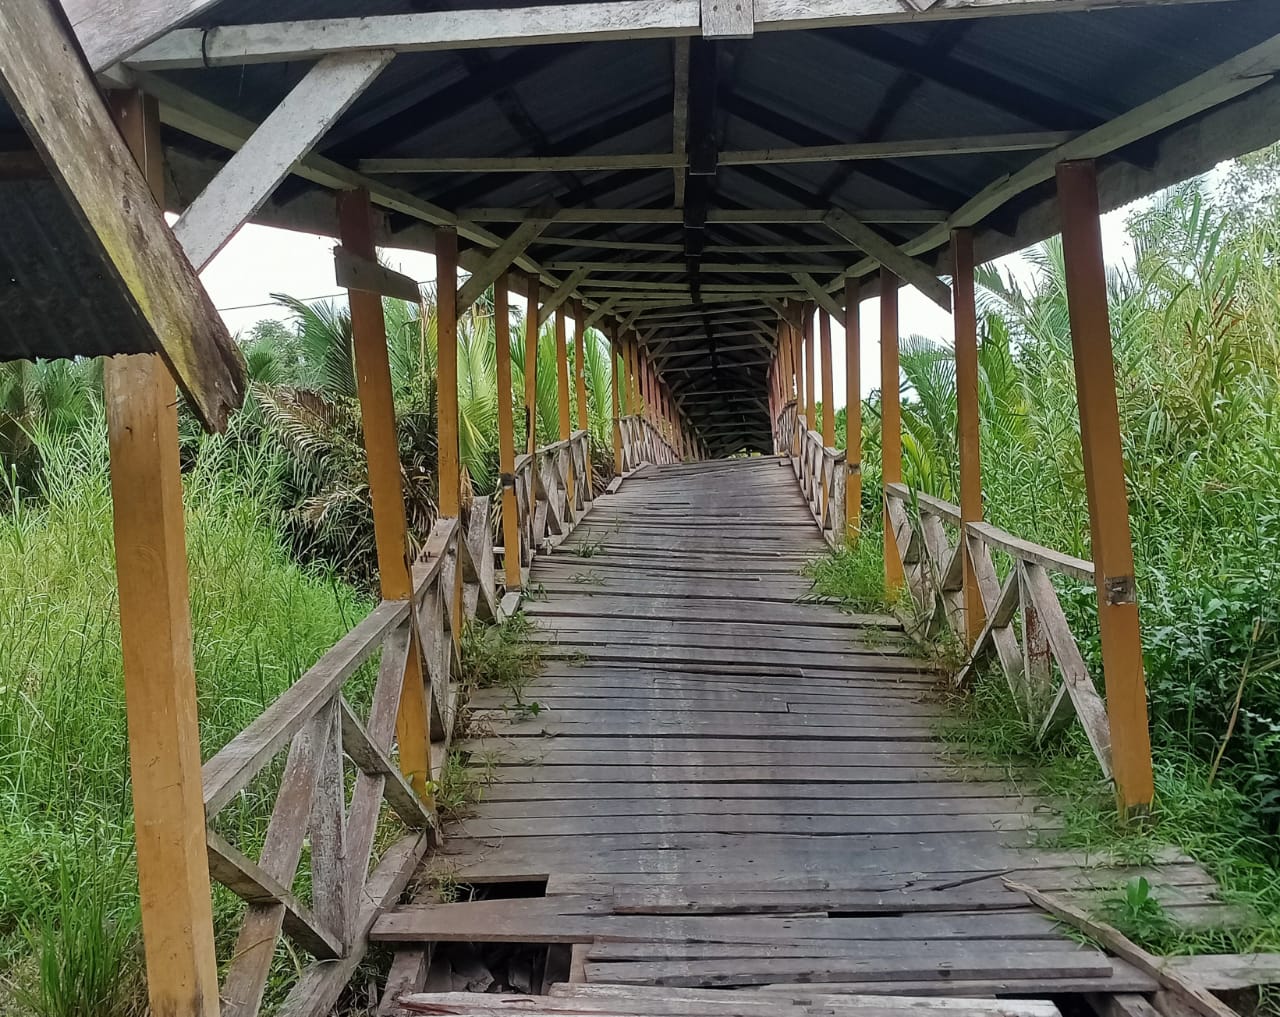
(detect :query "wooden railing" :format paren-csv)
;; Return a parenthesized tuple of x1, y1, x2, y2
(503, 429, 596, 586)
(202, 500, 507, 1016)
(618, 413, 681, 471)
(883, 483, 1114, 780)
(776, 399, 846, 548)
(203, 419, 689, 1015)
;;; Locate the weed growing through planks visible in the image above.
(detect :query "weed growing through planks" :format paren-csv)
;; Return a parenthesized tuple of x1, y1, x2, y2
(1101, 877, 1179, 951)
(942, 668, 1280, 957)
(458, 612, 545, 711)
(803, 536, 902, 615)
(524, 581, 548, 602)
(432, 750, 495, 820)
(574, 529, 607, 558)
(569, 570, 603, 586)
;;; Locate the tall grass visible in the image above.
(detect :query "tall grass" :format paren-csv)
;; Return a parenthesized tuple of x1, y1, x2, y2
(0, 420, 369, 1007)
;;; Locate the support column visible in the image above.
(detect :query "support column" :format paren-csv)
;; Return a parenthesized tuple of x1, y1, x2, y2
(820, 309, 835, 449)
(953, 229, 985, 647)
(610, 327, 624, 478)
(339, 189, 434, 799)
(573, 301, 589, 432)
(881, 268, 905, 590)
(803, 305, 816, 433)
(105, 90, 221, 1017)
(436, 227, 465, 641)
(494, 275, 522, 590)
(1056, 160, 1154, 817)
(523, 274, 540, 455)
(555, 306, 572, 442)
(844, 278, 862, 541)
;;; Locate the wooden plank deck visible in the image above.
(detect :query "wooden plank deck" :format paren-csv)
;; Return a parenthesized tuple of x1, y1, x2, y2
(375, 458, 1222, 998)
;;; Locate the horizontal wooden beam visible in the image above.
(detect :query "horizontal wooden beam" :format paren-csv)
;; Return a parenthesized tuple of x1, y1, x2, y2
(120, 1, 1230, 71)
(359, 132, 1074, 174)
(466, 207, 947, 225)
(549, 261, 846, 274)
(335, 246, 421, 302)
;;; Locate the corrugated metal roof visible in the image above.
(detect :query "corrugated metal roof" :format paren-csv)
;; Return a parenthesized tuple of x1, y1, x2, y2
(146, 0, 1280, 450)
(0, 141, 158, 364)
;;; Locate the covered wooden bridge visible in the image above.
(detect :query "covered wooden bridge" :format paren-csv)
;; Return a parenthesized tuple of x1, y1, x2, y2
(4, 0, 1280, 1014)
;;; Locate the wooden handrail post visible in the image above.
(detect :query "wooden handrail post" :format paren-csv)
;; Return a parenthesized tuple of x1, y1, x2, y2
(953, 228, 986, 648)
(820, 308, 835, 449)
(340, 189, 435, 800)
(803, 304, 817, 433)
(1056, 160, 1154, 817)
(573, 301, 593, 492)
(844, 278, 863, 542)
(523, 274, 539, 455)
(881, 268, 906, 591)
(436, 227, 465, 644)
(106, 90, 221, 1017)
(554, 304, 575, 499)
(495, 275, 522, 590)
(610, 327, 624, 478)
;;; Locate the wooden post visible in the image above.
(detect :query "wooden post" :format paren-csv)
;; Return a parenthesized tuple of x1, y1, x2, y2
(555, 306, 572, 441)
(494, 275, 522, 590)
(573, 302, 593, 492)
(953, 229, 986, 647)
(339, 189, 434, 800)
(844, 277, 862, 541)
(610, 328, 624, 478)
(436, 227, 465, 643)
(881, 267, 906, 590)
(573, 301, 590, 432)
(523, 274, 540, 455)
(820, 308, 835, 449)
(105, 90, 221, 1017)
(436, 228, 461, 518)
(1056, 160, 1155, 816)
(803, 305, 817, 433)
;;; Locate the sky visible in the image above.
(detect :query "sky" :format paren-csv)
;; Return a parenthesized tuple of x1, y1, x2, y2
(198, 208, 1139, 410)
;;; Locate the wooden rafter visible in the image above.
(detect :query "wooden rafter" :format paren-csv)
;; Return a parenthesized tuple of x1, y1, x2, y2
(119, 0, 1234, 70)
(174, 51, 393, 272)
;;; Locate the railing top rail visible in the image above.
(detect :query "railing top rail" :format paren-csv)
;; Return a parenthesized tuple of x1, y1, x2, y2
(884, 482, 1094, 583)
(885, 482, 961, 525)
(966, 521, 1095, 584)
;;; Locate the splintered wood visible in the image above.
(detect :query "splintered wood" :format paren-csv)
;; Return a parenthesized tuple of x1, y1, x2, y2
(380, 458, 1224, 998)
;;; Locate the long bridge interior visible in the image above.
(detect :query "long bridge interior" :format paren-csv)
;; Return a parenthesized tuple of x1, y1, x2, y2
(3, 0, 1279, 1015)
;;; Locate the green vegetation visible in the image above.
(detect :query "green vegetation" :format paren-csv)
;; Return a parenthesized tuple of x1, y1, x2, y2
(0, 285, 612, 1011)
(812, 154, 1280, 954)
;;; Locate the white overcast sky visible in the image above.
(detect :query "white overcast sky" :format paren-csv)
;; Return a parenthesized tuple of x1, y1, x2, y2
(200, 210, 1136, 409)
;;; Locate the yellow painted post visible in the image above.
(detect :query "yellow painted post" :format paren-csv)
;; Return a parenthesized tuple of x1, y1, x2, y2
(436, 227, 465, 642)
(803, 305, 817, 433)
(953, 229, 986, 647)
(105, 90, 221, 1017)
(610, 327, 624, 478)
(881, 268, 906, 591)
(573, 301, 593, 493)
(820, 309, 835, 449)
(523, 274, 540, 455)
(844, 277, 862, 541)
(494, 275, 522, 590)
(339, 189, 434, 799)
(555, 306, 572, 441)
(1056, 160, 1155, 817)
